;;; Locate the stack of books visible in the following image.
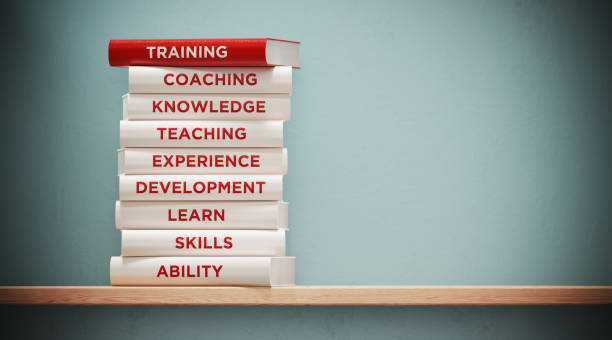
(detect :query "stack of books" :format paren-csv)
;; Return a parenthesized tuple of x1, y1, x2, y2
(107, 39, 299, 286)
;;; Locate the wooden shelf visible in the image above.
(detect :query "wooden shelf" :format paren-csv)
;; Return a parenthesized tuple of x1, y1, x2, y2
(1, 286, 611, 306)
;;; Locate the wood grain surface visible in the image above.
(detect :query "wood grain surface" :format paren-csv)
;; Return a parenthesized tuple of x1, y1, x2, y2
(1, 286, 611, 306)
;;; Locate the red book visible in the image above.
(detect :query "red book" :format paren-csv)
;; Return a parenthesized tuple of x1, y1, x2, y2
(108, 38, 300, 68)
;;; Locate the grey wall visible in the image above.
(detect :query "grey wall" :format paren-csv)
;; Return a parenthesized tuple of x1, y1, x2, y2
(1, 306, 611, 339)
(1, 0, 611, 338)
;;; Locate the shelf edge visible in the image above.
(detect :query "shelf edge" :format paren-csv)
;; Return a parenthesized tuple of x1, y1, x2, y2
(2, 286, 612, 306)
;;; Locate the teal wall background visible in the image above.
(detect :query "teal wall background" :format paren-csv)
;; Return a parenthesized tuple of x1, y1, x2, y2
(1, 0, 611, 338)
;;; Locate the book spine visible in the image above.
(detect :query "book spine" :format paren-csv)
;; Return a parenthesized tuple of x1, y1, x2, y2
(118, 148, 287, 174)
(119, 120, 283, 148)
(108, 39, 269, 67)
(123, 94, 290, 121)
(121, 230, 285, 256)
(110, 256, 295, 286)
(119, 174, 282, 201)
(128, 66, 292, 94)
(116, 201, 288, 229)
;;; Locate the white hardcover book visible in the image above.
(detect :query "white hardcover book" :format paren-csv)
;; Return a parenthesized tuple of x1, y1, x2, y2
(118, 148, 287, 175)
(110, 256, 295, 286)
(121, 230, 285, 256)
(120, 120, 283, 148)
(119, 174, 282, 201)
(123, 94, 290, 121)
(116, 201, 288, 230)
(129, 66, 292, 94)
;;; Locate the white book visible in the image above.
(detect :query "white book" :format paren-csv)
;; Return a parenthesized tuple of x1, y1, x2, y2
(129, 66, 292, 94)
(121, 230, 285, 256)
(118, 148, 287, 175)
(110, 256, 295, 286)
(123, 94, 290, 121)
(116, 201, 288, 230)
(119, 174, 282, 201)
(120, 120, 283, 148)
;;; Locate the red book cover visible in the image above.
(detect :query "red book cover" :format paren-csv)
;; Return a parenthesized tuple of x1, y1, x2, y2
(108, 38, 300, 68)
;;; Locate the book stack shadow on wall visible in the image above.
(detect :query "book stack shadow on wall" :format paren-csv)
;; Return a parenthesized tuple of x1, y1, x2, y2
(108, 38, 299, 286)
